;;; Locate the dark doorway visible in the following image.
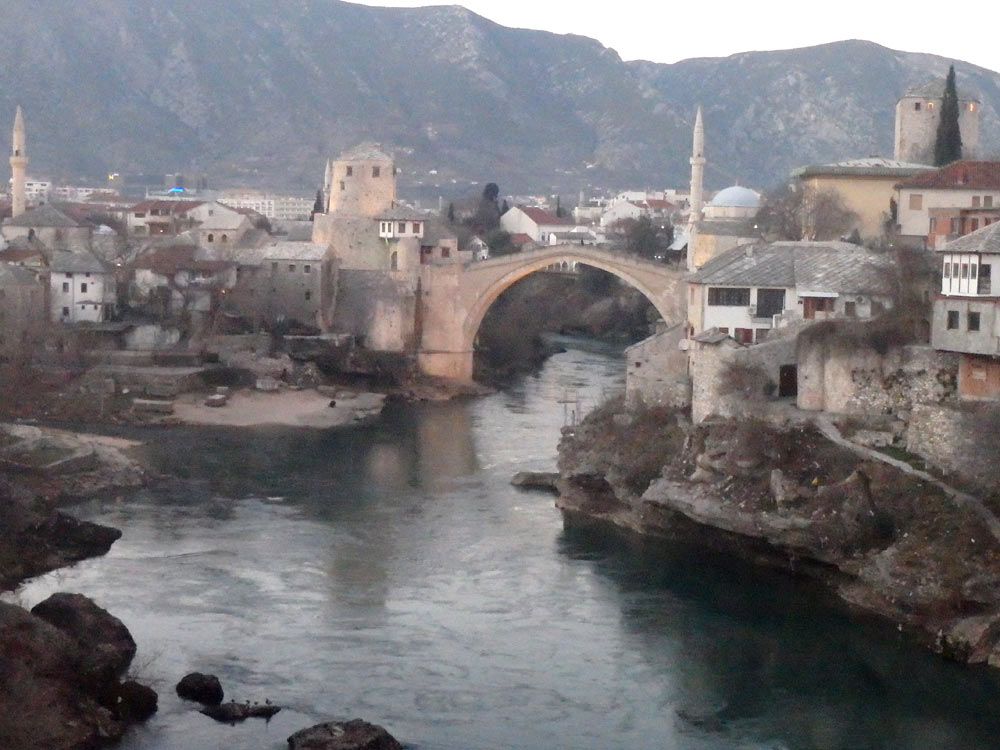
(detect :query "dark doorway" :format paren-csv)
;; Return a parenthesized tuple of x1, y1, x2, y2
(778, 364, 798, 398)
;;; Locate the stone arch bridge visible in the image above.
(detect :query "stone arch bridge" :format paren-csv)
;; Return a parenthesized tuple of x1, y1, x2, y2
(417, 244, 687, 381)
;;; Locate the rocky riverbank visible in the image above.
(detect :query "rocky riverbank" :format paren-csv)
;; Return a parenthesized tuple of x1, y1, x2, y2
(556, 398, 1000, 668)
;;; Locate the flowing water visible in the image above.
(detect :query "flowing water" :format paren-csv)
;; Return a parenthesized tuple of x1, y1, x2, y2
(10, 340, 1000, 749)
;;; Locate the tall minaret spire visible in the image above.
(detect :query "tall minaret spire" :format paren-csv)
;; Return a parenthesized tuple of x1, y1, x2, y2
(323, 158, 333, 212)
(10, 105, 28, 218)
(687, 105, 705, 271)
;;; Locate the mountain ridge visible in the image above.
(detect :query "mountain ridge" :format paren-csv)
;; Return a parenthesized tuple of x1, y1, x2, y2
(0, 2, 997, 195)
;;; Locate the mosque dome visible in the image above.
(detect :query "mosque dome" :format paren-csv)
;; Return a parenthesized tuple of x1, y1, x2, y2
(708, 186, 760, 209)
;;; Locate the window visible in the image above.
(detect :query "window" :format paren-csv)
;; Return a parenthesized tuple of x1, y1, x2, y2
(62, 282, 69, 293)
(973, 196, 981, 208)
(80, 283, 88, 293)
(927, 102, 935, 110)
(221, 235, 227, 243)
(971, 264, 978, 279)
(339, 181, 345, 191)
(65, 273, 73, 279)
(412, 222, 421, 233)
(909, 194, 923, 210)
(207, 233, 214, 242)
(346, 166, 353, 176)
(951, 218, 961, 234)
(304, 290, 312, 301)
(970, 103, 976, 112)
(980, 264, 992, 294)
(707, 287, 751, 306)
(914, 102, 921, 111)
(944, 262, 951, 277)
(62, 306, 69, 317)
(304, 265, 311, 273)
(398, 222, 406, 233)
(845, 301, 857, 317)
(288, 264, 296, 272)
(929, 218, 937, 233)
(372, 166, 381, 177)
(947, 310, 960, 329)
(755, 288, 786, 318)
(962, 263, 969, 279)
(986, 196, 994, 208)
(271, 262, 278, 273)
(134, 212, 145, 218)
(208, 209, 214, 216)
(441, 247, 451, 258)
(969, 312, 981, 332)
(734, 328, 753, 344)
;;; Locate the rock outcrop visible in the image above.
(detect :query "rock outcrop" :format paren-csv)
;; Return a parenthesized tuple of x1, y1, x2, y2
(0, 596, 155, 749)
(557, 399, 1000, 669)
(176, 672, 224, 705)
(287, 719, 402, 750)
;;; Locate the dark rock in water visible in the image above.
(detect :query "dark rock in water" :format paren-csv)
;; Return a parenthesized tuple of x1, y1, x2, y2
(511, 471, 560, 492)
(287, 719, 402, 750)
(201, 701, 281, 723)
(116, 680, 158, 721)
(176, 672, 224, 705)
(31, 592, 136, 690)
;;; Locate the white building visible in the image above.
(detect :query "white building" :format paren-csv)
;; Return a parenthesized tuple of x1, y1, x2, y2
(48, 250, 117, 323)
(500, 205, 575, 243)
(896, 160, 1000, 244)
(219, 191, 314, 221)
(686, 240, 891, 344)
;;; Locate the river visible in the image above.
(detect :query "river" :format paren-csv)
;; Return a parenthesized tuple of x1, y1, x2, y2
(10, 339, 1000, 749)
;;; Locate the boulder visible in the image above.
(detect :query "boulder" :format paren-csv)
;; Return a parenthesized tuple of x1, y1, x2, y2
(30, 593, 136, 689)
(115, 680, 158, 721)
(201, 701, 281, 723)
(176, 672, 224, 705)
(287, 719, 402, 750)
(510, 471, 560, 492)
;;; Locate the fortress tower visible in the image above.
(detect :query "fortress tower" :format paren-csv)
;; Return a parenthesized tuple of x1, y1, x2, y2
(10, 106, 27, 218)
(325, 142, 396, 217)
(894, 79, 980, 165)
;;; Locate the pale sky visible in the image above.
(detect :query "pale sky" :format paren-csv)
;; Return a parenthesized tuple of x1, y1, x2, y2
(351, 0, 1000, 74)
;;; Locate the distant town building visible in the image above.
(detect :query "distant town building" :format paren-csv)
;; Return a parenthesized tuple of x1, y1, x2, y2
(499, 205, 575, 243)
(894, 78, 980, 165)
(931, 222, 1000, 399)
(1, 203, 95, 254)
(218, 191, 314, 221)
(48, 250, 117, 323)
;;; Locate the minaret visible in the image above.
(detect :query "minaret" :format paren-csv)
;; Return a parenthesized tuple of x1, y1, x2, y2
(687, 105, 705, 271)
(10, 106, 27, 218)
(323, 158, 333, 213)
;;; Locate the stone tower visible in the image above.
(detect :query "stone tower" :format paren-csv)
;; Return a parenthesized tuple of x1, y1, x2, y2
(687, 105, 705, 271)
(10, 105, 27, 218)
(894, 79, 980, 164)
(325, 142, 395, 217)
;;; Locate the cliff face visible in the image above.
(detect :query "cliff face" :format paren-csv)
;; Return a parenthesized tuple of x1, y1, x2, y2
(557, 400, 1000, 667)
(2, 1, 999, 192)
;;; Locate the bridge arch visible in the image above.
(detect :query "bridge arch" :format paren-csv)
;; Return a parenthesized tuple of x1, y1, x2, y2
(462, 248, 680, 352)
(417, 244, 685, 381)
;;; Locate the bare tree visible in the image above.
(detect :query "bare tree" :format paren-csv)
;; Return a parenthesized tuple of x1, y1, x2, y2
(756, 183, 857, 242)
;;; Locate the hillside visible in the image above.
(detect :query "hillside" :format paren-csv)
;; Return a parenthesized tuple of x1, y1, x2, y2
(0, 1, 998, 194)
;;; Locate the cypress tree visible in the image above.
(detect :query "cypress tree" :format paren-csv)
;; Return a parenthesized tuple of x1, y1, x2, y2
(934, 65, 963, 166)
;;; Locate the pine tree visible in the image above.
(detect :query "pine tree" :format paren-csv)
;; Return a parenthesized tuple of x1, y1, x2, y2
(447, 202, 455, 223)
(311, 188, 324, 220)
(934, 65, 963, 167)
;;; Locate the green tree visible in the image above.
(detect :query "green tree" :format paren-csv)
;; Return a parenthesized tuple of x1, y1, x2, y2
(310, 188, 324, 220)
(470, 183, 501, 233)
(934, 65, 963, 166)
(447, 202, 455, 223)
(555, 195, 564, 218)
(615, 216, 662, 259)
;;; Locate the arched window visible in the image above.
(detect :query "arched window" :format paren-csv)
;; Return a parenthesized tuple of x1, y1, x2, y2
(390, 252, 398, 271)
(221, 234, 228, 243)
(207, 233, 214, 242)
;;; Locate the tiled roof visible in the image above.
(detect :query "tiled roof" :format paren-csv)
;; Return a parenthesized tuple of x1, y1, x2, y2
(129, 200, 203, 214)
(49, 250, 109, 274)
(234, 242, 328, 265)
(793, 158, 931, 179)
(0, 261, 41, 286)
(517, 206, 573, 226)
(904, 79, 979, 101)
(510, 233, 534, 245)
(338, 142, 393, 162)
(3, 204, 85, 228)
(896, 161, 1000, 190)
(132, 245, 233, 273)
(941, 221, 1000, 254)
(688, 240, 890, 295)
(375, 206, 429, 221)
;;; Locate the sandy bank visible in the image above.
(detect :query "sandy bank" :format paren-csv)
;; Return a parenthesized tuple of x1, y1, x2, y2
(170, 388, 386, 428)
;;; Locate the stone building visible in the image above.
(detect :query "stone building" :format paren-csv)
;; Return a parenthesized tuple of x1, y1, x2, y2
(1, 204, 94, 254)
(894, 78, 980, 165)
(0, 261, 46, 359)
(323, 143, 396, 218)
(48, 250, 117, 323)
(930, 221, 1000, 399)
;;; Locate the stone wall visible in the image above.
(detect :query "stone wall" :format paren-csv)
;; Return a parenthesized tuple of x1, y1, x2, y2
(908, 403, 1000, 493)
(625, 324, 691, 409)
(797, 328, 957, 418)
(689, 333, 798, 423)
(333, 270, 417, 352)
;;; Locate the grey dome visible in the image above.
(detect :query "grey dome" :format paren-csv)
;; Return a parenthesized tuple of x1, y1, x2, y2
(708, 186, 760, 208)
